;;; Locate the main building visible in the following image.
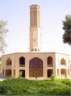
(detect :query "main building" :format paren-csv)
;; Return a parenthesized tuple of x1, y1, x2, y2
(0, 5, 71, 80)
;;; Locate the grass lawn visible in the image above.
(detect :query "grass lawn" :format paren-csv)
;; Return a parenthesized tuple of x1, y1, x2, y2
(0, 79, 71, 95)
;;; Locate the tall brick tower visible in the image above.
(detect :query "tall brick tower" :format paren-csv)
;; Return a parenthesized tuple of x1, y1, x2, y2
(30, 5, 40, 52)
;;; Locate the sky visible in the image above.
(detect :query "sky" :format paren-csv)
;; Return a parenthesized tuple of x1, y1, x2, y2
(0, 0, 71, 55)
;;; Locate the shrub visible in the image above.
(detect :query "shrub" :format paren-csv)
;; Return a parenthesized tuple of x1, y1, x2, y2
(0, 86, 8, 95)
(0, 79, 70, 95)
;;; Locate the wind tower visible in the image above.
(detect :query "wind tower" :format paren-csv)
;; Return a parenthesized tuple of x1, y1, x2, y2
(30, 5, 40, 52)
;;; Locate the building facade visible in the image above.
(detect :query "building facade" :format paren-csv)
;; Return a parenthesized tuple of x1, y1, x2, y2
(1, 52, 71, 79)
(0, 4, 71, 80)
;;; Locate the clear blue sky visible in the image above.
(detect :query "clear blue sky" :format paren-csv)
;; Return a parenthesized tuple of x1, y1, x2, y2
(0, 0, 71, 55)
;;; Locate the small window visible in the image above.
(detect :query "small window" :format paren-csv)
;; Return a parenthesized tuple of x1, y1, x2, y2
(19, 57, 25, 67)
(6, 58, 12, 66)
(61, 58, 66, 65)
(47, 56, 53, 66)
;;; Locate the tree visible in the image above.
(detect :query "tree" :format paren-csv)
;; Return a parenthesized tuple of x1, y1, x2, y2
(63, 15, 71, 45)
(0, 20, 7, 55)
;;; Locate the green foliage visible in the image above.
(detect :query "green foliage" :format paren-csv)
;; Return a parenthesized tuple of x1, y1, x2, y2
(63, 16, 71, 31)
(50, 75, 57, 80)
(0, 86, 8, 94)
(0, 20, 8, 53)
(0, 79, 71, 95)
(63, 15, 71, 45)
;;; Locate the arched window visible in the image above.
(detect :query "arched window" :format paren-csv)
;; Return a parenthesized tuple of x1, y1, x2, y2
(29, 57, 43, 77)
(6, 58, 12, 66)
(61, 58, 66, 65)
(19, 57, 25, 67)
(47, 56, 53, 66)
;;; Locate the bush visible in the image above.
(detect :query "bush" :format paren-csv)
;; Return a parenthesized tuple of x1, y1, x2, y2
(0, 86, 7, 94)
(0, 79, 70, 95)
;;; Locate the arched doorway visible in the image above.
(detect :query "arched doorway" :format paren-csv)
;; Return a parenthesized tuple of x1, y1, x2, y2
(19, 70, 25, 78)
(29, 57, 43, 78)
(5, 69, 12, 77)
(61, 69, 66, 78)
(47, 69, 53, 78)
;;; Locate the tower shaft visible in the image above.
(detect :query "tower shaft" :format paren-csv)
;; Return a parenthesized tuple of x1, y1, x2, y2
(30, 5, 40, 52)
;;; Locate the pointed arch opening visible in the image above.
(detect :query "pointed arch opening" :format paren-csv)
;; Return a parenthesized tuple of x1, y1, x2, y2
(47, 56, 53, 67)
(61, 58, 66, 65)
(19, 57, 25, 67)
(29, 57, 43, 77)
(6, 58, 12, 66)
